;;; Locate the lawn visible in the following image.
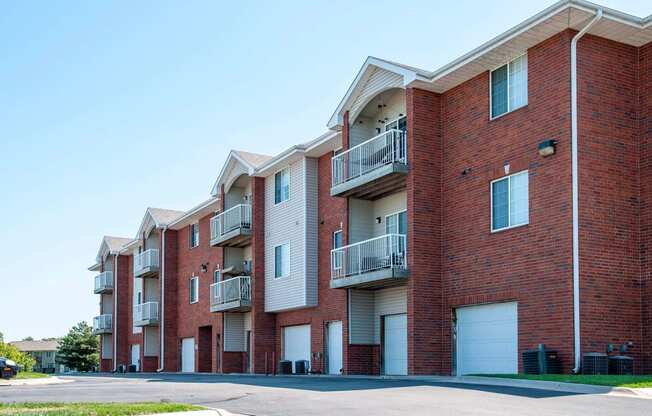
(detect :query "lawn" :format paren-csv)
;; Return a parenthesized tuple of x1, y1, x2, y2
(0, 403, 204, 416)
(15, 373, 50, 380)
(476, 374, 652, 388)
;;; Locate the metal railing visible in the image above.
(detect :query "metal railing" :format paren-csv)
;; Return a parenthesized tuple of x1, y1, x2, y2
(330, 234, 407, 280)
(210, 204, 252, 241)
(134, 249, 159, 276)
(94, 271, 113, 292)
(93, 314, 112, 331)
(210, 276, 251, 307)
(134, 301, 159, 323)
(332, 129, 407, 187)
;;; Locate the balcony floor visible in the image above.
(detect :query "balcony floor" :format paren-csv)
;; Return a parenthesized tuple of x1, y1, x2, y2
(134, 266, 159, 278)
(134, 318, 159, 327)
(210, 299, 252, 313)
(92, 328, 112, 336)
(94, 287, 113, 295)
(330, 267, 408, 289)
(331, 162, 408, 200)
(210, 227, 252, 248)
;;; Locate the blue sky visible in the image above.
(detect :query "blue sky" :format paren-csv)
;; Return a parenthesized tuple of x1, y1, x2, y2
(0, 0, 649, 342)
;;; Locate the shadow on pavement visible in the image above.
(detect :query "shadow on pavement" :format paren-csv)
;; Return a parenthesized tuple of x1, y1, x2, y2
(69, 373, 583, 399)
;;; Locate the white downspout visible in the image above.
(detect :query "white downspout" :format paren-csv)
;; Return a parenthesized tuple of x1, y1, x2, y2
(157, 227, 167, 372)
(571, 8, 602, 374)
(113, 253, 119, 372)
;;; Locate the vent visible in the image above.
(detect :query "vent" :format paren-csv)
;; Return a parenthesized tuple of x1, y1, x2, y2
(522, 344, 561, 375)
(582, 353, 608, 375)
(608, 356, 633, 375)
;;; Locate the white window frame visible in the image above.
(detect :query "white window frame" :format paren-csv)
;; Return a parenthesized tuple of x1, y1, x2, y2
(332, 230, 343, 271)
(274, 167, 290, 205)
(189, 276, 199, 304)
(189, 222, 199, 248)
(489, 53, 528, 120)
(213, 268, 222, 284)
(274, 242, 290, 278)
(385, 210, 407, 235)
(490, 170, 529, 233)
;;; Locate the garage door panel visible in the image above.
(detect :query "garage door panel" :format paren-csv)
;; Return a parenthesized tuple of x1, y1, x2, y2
(457, 302, 517, 375)
(283, 325, 311, 373)
(383, 314, 407, 376)
(181, 338, 195, 373)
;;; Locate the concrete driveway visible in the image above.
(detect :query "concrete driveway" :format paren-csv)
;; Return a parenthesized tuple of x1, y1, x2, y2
(0, 374, 650, 416)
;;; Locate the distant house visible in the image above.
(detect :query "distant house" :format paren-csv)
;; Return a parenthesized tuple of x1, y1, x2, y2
(9, 339, 65, 373)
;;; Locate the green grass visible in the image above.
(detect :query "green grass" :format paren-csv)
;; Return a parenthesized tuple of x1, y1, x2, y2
(15, 372, 50, 380)
(0, 403, 204, 416)
(475, 374, 652, 388)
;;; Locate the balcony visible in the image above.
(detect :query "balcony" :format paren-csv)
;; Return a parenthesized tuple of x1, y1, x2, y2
(133, 302, 159, 327)
(331, 129, 408, 200)
(94, 271, 113, 294)
(330, 234, 408, 289)
(93, 314, 112, 335)
(134, 249, 159, 278)
(210, 204, 252, 247)
(210, 276, 251, 312)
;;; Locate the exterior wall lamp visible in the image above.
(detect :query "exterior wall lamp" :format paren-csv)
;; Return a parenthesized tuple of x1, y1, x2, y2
(538, 140, 557, 157)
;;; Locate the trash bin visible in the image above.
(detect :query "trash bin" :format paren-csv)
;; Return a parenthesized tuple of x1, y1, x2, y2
(278, 360, 292, 375)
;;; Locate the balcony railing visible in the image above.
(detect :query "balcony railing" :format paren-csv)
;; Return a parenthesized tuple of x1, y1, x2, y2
(133, 301, 159, 326)
(210, 276, 251, 312)
(331, 234, 407, 282)
(93, 314, 112, 334)
(210, 204, 252, 246)
(332, 129, 407, 187)
(94, 271, 113, 294)
(134, 249, 160, 277)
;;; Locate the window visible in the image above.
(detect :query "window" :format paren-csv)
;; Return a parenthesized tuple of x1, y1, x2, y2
(213, 269, 221, 284)
(274, 243, 290, 278)
(491, 54, 528, 118)
(332, 230, 343, 249)
(385, 211, 407, 235)
(274, 168, 290, 204)
(189, 223, 199, 248)
(491, 171, 529, 231)
(189, 276, 199, 303)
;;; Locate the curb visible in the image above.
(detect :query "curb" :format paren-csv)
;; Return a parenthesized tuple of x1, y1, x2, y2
(0, 376, 74, 387)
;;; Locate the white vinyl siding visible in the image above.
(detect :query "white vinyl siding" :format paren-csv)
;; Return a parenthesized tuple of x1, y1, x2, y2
(491, 54, 528, 119)
(349, 286, 407, 345)
(133, 276, 143, 334)
(101, 294, 113, 314)
(101, 334, 113, 359)
(144, 326, 159, 356)
(189, 276, 199, 304)
(348, 191, 407, 243)
(491, 171, 529, 231)
(264, 157, 318, 312)
(348, 67, 404, 124)
(224, 312, 245, 352)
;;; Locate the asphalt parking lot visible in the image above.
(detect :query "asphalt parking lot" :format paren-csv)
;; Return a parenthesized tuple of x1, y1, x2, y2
(1, 374, 650, 416)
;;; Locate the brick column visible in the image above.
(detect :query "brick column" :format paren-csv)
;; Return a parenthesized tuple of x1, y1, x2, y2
(406, 87, 444, 375)
(162, 230, 179, 371)
(115, 255, 131, 369)
(250, 176, 276, 373)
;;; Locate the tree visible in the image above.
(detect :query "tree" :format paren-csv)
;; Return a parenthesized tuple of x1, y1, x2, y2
(0, 331, 3, 343)
(0, 342, 35, 371)
(57, 322, 98, 372)
(22, 336, 34, 341)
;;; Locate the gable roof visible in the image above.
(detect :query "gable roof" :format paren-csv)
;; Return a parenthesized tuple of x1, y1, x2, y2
(168, 198, 221, 230)
(135, 207, 185, 239)
(91, 235, 134, 268)
(210, 150, 273, 197)
(10, 339, 60, 352)
(233, 150, 273, 168)
(329, 0, 652, 128)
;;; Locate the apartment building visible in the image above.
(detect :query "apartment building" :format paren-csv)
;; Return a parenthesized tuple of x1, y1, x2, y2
(90, 0, 652, 376)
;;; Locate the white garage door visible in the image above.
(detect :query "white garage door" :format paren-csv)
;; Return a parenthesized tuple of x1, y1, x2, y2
(181, 337, 195, 373)
(131, 344, 140, 371)
(384, 314, 407, 375)
(456, 302, 518, 375)
(283, 325, 311, 373)
(327, 321, 343, 375)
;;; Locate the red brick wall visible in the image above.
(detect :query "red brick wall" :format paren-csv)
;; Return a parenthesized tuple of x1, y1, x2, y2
(251, 176, 276, 373)
(162, 229, 179, 371)
(100, 359, 112, 372)
(438, 30, 574, 374)
(641, 41, 652, 373)
(175, 212, 223, 373)
(577, 34, 643, 367)
(115, 255, 131, 370)
(406, 86, 444, 375)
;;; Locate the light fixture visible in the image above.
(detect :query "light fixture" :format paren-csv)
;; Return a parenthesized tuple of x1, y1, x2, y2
(200, 263, 208, 273)
(376, 217, 382, 224)
(538, 140, 557, 157)
(461, 167, 472, 176)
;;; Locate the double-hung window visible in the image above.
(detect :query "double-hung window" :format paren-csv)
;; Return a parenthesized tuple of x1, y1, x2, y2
(274, 243, 290, 278)
(491, 171, 529, 231)
(491, 54, 528, 118)
(189, 223, 199, 248)
(189, 276, 199, 304)
(274, 168, 290, 204)
(332, 230, 343, 270)
(213, 269, 221, 284)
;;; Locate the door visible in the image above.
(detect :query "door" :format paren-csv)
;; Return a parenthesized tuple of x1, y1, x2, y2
(326, 321, 343, 375)
(181, 338, 195, 373)
(383, 314, 407, 375)
(456, 302, 518, 375)
(283, 325, 311, 373)
(131, 344, 140, 371)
